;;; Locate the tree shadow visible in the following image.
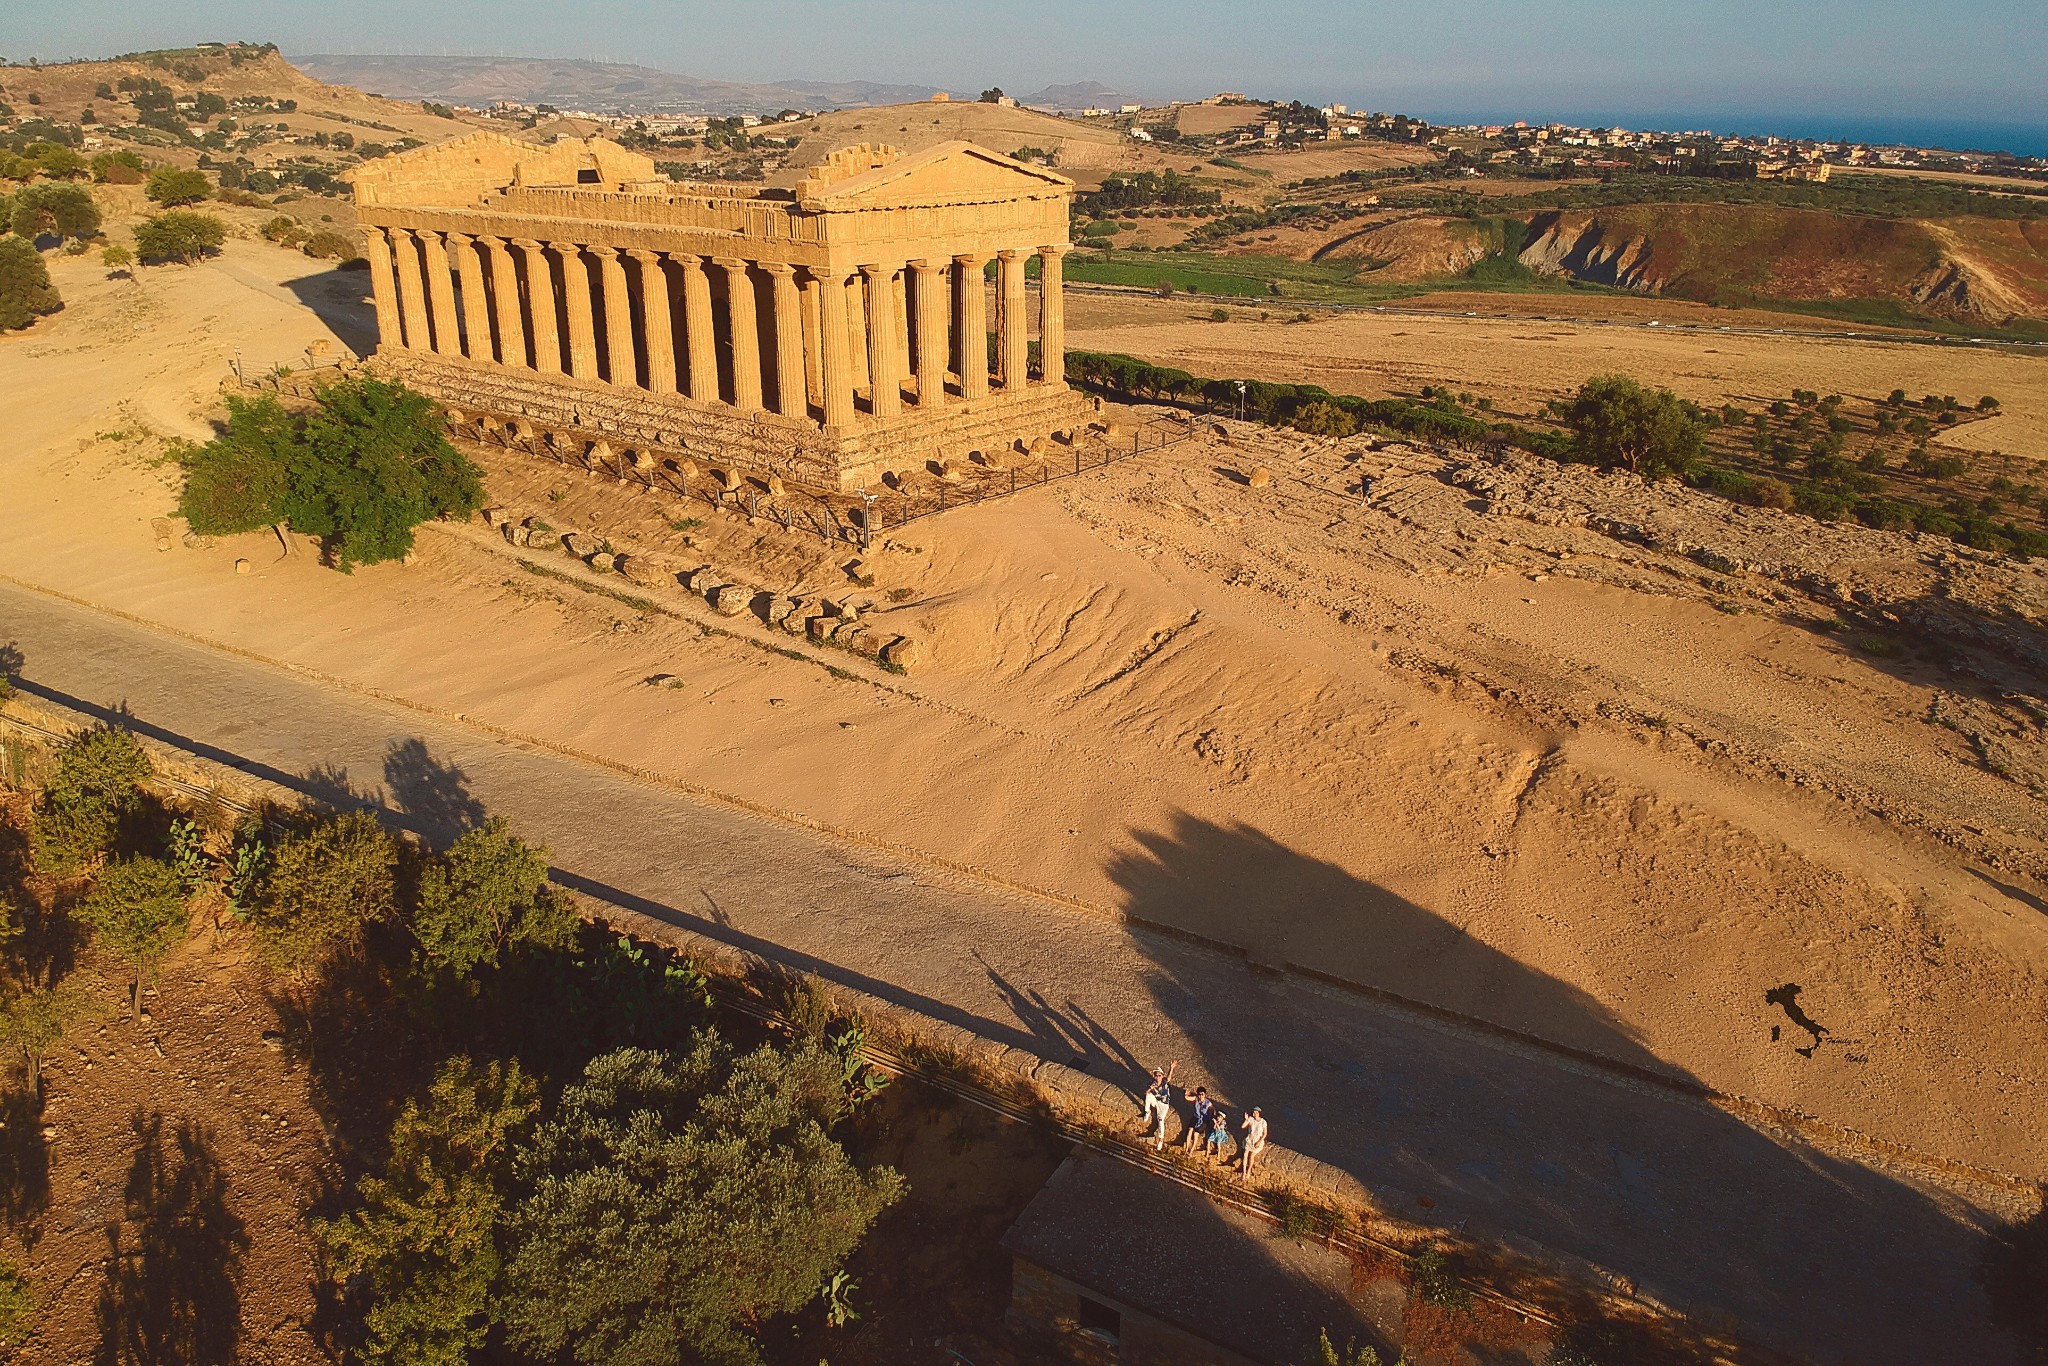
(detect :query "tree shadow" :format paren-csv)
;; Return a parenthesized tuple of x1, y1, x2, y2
(1104, 811, 2025, 1364)
(95, 1112, 249, 1366)
(381, 737, 485, 840)
(0, 1082, 50, 1240)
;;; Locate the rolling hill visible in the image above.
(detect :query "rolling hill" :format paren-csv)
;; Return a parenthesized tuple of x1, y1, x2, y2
(292, 54, 940, 115)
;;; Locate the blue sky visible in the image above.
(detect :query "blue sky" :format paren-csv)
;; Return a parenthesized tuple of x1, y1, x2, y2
(9, 0, 2045, 141)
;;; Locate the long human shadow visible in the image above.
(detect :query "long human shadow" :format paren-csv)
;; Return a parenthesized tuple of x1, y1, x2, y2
(95, 1112, 249, 1366)
(1103, 812, 2030, 1364)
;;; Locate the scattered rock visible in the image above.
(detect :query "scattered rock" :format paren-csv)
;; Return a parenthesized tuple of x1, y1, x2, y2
(1246, 466, 1273, 489)
(234, 558, 252, 575)
(587, 552, 618, 574)
(708, 583, 751, 616)
(563, 532, 602, 558)
(260, 1030, 284, 1051)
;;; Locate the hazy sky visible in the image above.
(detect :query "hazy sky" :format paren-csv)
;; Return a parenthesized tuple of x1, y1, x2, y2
(10, 0, 2046, 134)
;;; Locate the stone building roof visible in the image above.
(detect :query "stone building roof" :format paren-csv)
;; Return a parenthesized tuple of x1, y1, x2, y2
(1000, 1153, 1388, 1363)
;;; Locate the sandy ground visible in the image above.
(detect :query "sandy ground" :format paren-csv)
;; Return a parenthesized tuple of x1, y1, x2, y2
(1066, 289, 2048, 459)
(5, 243, 2048, 1189)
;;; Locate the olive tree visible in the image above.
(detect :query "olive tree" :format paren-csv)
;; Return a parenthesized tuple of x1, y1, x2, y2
(74, 857, 190, 1022)
(321, 1057, 539, 1366)
(1560, 374, 1705, 480)
(410, 817, 578, 977)
(497, 1041, 904, 1366)
(250, 811, 397, 973)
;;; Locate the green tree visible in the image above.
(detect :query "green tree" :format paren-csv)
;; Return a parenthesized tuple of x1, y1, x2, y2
(31, 727, 153, 876)
(101, 244, 132, 271)
(498, 1041, 904, 1366)
(280, 376, 484, 569)
(0, 980, 101, 1088)
(250, 810, 397, 973)
(133, 210, 226, 264)
(411, 818, 577, 978)
(0, 236, 61, 331)
(1559, 374, 1703, 479)
(144, 166, 212, 206)
(8, 181, 101, 244)
(321, 1057, 539, 1366)
(75, 857, 190, 1022)
(176, 392, 295, 535)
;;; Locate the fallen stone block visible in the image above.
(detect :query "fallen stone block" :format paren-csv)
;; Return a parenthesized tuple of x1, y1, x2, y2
(880, 636, 922, 671)
(587, 552, 618, 574)
(563, 532, 602, 558)
(1246, 466, 1273, 488)
(708, 583, 751, 616)
(234, 558, 252, 575)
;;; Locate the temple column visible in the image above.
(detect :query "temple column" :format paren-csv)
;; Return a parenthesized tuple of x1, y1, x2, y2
(593, 247, 636, 387)
(514, 239, 560, 374)
(677, 254, 718, 402)
(554, 242, 599, 381)
(893, 268, 913, 387)
(627, 250, 676, 394)
(998, 249, 1029, 391)
(392, 228, 432, 353)
(845, 275, 870, 393)
(762, 262, 807, 418)
(1037, 244, 1068, 385)
(419, 231, 462, 357)
(482, 236, 526, 368)
(450, 232, 493, 361)
(863, 263, 902, 418)
(801, 271, 824, 406)
(815, 267, 857, 430)
(363, 227, 403, 352)
(909, 259, 946, 409)
(715, 258, 763, 412)
(953, 254, 988, 400)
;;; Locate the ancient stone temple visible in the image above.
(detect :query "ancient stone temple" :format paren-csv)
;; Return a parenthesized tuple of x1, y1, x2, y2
(349, 132, 1093, 491)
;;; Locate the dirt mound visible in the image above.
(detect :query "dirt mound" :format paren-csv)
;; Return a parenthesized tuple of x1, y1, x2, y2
(1517, 203, 2048, 323)
(1312, 215, 1493, 278)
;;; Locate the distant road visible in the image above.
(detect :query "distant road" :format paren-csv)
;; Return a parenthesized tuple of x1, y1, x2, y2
(0, 578, 2028, 1365)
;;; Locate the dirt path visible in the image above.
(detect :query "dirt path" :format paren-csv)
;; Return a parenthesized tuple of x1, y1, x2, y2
(1, 581, 2029, 1365)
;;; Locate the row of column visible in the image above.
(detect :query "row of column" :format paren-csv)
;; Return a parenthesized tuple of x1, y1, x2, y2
(364, 226, 1069, 429)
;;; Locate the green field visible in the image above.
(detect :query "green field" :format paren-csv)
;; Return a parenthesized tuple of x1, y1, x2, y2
(1059, 246, 1623, 306)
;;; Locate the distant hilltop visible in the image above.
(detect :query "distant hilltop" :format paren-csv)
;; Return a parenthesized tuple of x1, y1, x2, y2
(292, 54, 941, 116)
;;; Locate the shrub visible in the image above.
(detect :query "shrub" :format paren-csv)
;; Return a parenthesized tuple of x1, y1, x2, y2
(410, 817, 578, 977)
(498, 1041, 904, 1364)
(1292, 399, 1359, 437)
(0, 1259, 30, 1349)
(31, 727, 153, 876)
(8, 180, 101, 243)
(284, 376, 484, 569)
(75, 857, 190, 1022)
(301, 229, 355, 260)
(134, 210, 225, 264)
(144, 165, 211, 205)
(0, 236, 61, 330)
(91, 149, 147, 183)
(251, 810, 398, 973)
(321, 1057, 540, 1366)
(259, 214, 303, 245)
(1559, 375, 1703, 479)
(101, 244, 132, 271)
(176, 392, 296, 535)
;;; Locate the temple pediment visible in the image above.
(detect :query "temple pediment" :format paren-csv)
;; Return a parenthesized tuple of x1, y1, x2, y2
(796, 141, 1072, 211)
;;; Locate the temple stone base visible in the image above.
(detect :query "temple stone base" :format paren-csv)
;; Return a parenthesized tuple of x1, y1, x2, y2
(376, 350, 1096, 492)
